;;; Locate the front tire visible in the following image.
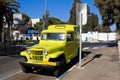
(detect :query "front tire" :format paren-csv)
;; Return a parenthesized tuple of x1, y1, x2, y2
(21, 66, 32, 73)
(53, 56, 66, 77)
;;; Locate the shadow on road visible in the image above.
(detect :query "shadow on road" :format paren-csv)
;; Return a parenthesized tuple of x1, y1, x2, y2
(82, 42, 118, 48)
(107, 42, 118, 47)
(82, 54, 102, 67)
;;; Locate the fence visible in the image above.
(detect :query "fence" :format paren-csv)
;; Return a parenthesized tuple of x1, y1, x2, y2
(82, 32, 118, 42)
(14, 31, 118, 42)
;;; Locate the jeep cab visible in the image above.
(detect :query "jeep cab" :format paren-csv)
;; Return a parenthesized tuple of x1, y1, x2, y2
(19, 24, 79, 77)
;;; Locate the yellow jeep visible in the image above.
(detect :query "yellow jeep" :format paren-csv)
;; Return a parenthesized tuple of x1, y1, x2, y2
(19, 24, 79, 77)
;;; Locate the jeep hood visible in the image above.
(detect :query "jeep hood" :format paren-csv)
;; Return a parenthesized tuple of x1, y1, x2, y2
(30, 41, 64, 53)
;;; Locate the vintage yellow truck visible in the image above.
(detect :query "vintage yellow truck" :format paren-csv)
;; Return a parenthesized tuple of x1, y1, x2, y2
(19, 24, 80, 77)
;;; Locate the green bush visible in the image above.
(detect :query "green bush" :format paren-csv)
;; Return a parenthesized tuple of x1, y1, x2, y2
(25, 40, 39, 43)
(11, 40, 39, 44)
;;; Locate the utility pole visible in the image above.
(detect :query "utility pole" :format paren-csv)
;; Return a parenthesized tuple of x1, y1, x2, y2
(44, 0, 47, 16)
(43, 0, 47, 30)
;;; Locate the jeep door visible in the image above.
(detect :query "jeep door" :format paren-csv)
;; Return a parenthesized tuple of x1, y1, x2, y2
(65, 32, 75, 61)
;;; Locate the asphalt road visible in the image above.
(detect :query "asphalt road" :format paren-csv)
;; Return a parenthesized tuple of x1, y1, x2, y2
(0, 42, 117, 80)
(0, 56, 23, 80)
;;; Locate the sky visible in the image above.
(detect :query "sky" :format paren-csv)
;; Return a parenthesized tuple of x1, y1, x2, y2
(18, 0, 115, 31)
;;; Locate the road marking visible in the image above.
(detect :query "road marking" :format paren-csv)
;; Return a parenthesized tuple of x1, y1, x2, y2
(83, 46, 107, 50)
(83, 47, 90, 50)
(93, 47, 99, 49)
(0, 70, 22, 80)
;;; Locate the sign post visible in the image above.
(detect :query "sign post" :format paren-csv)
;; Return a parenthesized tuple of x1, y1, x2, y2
(76, 3, 87, 68)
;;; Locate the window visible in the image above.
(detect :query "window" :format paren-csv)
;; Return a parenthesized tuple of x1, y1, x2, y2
(74, 27, 79, 33)
(67, 33, 74, 41)
(74, 27, 80, 35)
(41, 33, 65, 40)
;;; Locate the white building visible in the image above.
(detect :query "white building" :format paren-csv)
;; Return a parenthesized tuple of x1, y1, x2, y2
(12, 18, 40, 40)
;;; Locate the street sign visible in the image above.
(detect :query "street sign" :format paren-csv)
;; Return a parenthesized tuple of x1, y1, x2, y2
(13, 13, 22, 24)
(76, 3, 87, 25)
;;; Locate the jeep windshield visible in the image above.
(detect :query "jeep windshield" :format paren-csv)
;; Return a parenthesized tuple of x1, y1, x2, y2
(41, 33, 65, 40)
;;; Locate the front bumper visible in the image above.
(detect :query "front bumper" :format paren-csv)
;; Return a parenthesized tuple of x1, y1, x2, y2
(19, 62, 56, 71)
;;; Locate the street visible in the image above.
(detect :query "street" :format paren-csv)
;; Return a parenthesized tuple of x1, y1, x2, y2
(0, 56, 22, 80)
(0, 42, 118, 80)
(0, 56, 56, 80)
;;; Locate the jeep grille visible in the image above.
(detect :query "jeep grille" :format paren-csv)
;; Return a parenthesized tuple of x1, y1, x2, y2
(31, 51, 43, 62)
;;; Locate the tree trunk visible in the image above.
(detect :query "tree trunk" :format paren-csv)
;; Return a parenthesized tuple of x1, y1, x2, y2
(116, 23, 120, 30)
(0, 20, 3, 42)
(116, 23, 120, 39)
(0, 2, 4, 42)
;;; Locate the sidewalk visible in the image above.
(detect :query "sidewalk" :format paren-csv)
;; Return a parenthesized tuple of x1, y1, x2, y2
(62, 47, 120, 80)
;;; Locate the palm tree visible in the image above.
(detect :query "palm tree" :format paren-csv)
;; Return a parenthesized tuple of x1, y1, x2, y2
(0, 0, 20, 42)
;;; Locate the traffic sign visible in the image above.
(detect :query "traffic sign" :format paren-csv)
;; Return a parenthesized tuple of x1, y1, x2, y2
(76, 3, 87, 25)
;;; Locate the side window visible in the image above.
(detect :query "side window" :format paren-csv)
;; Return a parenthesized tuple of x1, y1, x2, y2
(74, 27, 79, 33)
(74, 27, 80, 39)
(41, 33, 47, 40)
(67, 32, 74, 42)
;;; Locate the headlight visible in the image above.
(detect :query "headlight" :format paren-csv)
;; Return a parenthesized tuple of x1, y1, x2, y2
(26, 48, 31, 54)
(44, 49, 48, 56)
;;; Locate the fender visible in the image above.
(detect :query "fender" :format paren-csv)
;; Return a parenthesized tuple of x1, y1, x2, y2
(43, 51, 64, 61)
(20, 51, 30, 61)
